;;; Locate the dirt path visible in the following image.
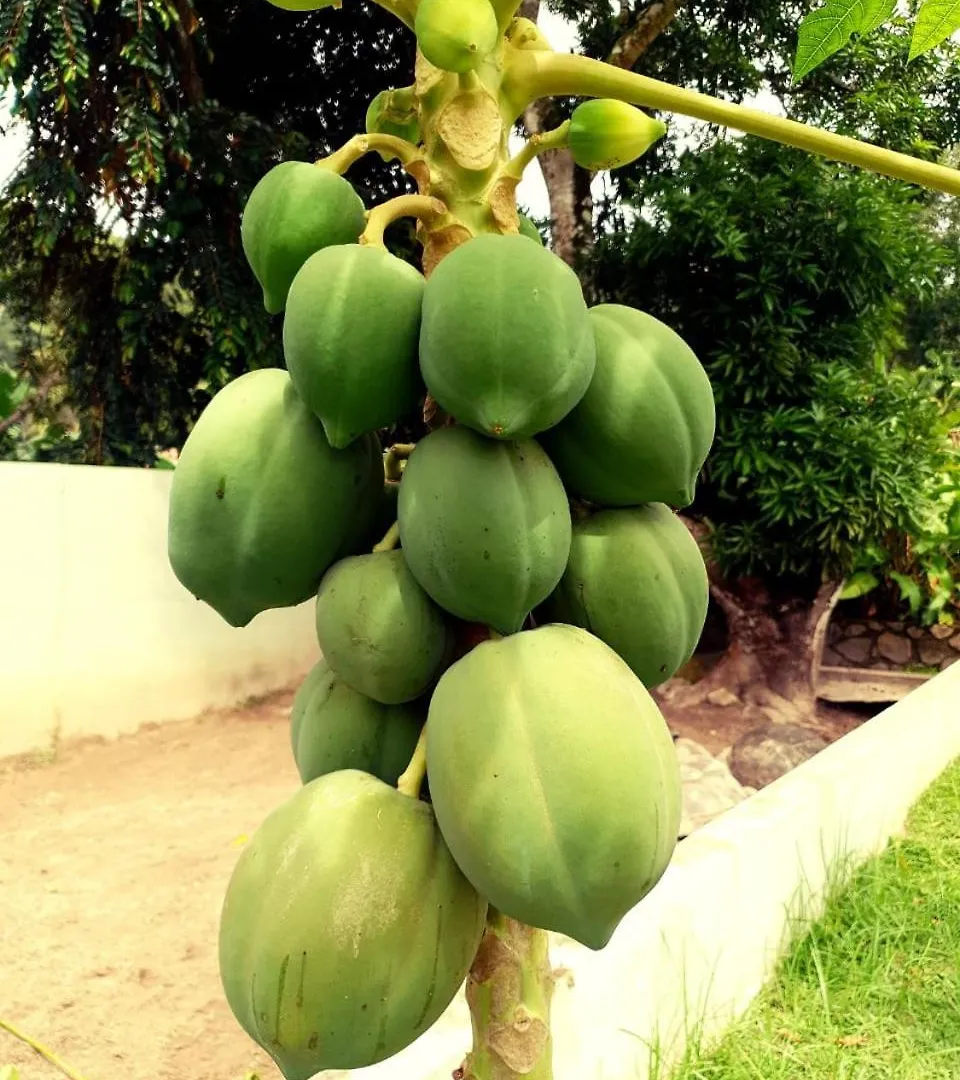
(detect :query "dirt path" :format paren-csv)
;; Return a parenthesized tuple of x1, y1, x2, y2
(0, 692, 306, 1080)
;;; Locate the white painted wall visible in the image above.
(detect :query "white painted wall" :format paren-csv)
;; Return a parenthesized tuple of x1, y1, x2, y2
(0, 462, 318, 760)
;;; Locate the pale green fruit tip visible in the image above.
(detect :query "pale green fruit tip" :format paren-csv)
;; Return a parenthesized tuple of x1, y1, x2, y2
(415, 0, 500, 74)
(265, 0, 341, 10)
(569, 99, 668, 172)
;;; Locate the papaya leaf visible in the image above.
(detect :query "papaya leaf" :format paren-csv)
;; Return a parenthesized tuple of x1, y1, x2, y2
(839, 570, 881, 599)
(910, 0, 960, 59)
(890, 570, 925, 616)
(794, 0, 896, 80)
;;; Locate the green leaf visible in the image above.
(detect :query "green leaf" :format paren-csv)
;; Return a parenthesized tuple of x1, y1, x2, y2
(0, 1067, 22, 1080)
(794, 0, 896, 79)
(910, 0, 960, 59)
(890, 571, 925, 617)
(839, 570, 881, 599)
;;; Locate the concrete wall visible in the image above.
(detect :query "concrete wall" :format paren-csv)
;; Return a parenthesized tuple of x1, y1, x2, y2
(1, 462, 318, 760)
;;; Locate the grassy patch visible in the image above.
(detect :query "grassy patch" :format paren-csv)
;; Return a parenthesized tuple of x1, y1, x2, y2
(669, 757, 960, 1080)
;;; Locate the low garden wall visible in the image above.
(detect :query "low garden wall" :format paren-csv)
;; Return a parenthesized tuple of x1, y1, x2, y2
(0, 462, 318, 760)
(826, 613, 960, 674)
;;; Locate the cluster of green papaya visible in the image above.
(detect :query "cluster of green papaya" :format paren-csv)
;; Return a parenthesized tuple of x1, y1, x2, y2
(168, 148, 715, 1077)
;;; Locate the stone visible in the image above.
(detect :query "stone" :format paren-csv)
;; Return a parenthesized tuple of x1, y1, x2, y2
(821, 646, 845, 667)
(706, 688, 741, 708)
(843, 623, 868, 637)
(675, 738, 750, 837)
(834, 636, 873, 666)
(931, 624, 954, 640)
(942, 657, 958, 671)
(918, 640, 955, 667)
(729, 723, 830, 790)
(870, 660, 893, 670)
(907, 627, 925, 640)
(827, 622, 843, 645)
(868, 620, 886, 632)
(876, 632, 912, 665)
(950, 635, 960, 653)
(888, 621, 905, 632)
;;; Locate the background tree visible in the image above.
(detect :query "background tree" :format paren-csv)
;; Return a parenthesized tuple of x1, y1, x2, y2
(0, 0, 416, 464)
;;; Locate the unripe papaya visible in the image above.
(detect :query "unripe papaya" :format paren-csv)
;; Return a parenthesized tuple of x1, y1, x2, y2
(283, 245, 426, 449)
(365, 88, 421, 152)
(398, 426, 572, 634)
(569, 99, 667, 171)
(415, 0, 499, 73)
(420, 235, 596, 439)
(290, 659, 424, 785)
(540, 304, 715, 508)
(219, 770, 487, 1078)
(540, 505, 709, 688)
(241, 162, 366, 314)
(265, 0, 338, 9)
(427, 624, 680, 950)
(315, 550, 451, 704)
(167, 369, 382, 628)
(518, 213, 544, 244)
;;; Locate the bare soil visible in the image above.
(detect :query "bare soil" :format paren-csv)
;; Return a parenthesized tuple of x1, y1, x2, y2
(0, 686, 874, 1080)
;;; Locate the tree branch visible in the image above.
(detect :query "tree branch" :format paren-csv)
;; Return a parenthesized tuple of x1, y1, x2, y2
(0, 372, 59, 437)
(607, 1, 685, 71)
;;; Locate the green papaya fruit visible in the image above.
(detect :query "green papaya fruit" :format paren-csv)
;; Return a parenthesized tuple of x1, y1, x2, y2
(283, 245, 426, 449)
(168, 369, 382, 628)
(219, 770, 487, 1078)
(365, 88, 422, 153)
(427, 624, 680, 950)
(415, 0, 499, 74)
(241, 162, 366, 315)
(419, 234, 596, 439)
(517, 213, 544, 244)
(398, 426, 572, 633)
(315, 550, 451, 704)
(265, 0, 338, 9)
(568, 99, 667, 171)
(290, 659, 424, 785)
(540, 304, 715, 508)
(540, 504, 709, 688)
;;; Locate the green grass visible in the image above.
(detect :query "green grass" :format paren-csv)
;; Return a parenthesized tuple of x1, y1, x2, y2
(668, 757, 960, 1080)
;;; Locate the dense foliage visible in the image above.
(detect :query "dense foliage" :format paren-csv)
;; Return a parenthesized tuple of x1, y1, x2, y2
(0, 0, 415, 464)
(591, 136, 959, 589)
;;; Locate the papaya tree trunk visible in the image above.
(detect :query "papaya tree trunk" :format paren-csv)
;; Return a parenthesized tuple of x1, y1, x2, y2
(457, 912, 555, 1080)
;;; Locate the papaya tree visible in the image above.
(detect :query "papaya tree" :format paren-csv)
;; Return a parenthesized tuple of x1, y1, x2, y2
(160, 2, 960, 1079)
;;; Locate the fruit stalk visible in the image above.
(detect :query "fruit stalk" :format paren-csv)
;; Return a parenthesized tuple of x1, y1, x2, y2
(504, 50, 960, 196)
(458, 912, 555, 1080)
(316, 133, 423, 173)
(396, 724, 428, 797)
(361, 194, 449, 248)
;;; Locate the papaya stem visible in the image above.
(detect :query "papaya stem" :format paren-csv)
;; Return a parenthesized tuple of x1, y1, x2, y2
(459, 913, 555, 1080)
(491, 0, 525, 33)
(502, 121, 571, 181)
(397, 725, 428, 799)
(361, 194, 449, 249)
(316, 133, 422, 174)
(384, 442, 417, 481)
(373, 521, 401, 553)
(505, 50, 960, 196)
(0, 1017, 94, 1080)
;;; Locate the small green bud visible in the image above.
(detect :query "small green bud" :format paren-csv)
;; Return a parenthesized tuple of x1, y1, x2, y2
(265, 0, 340, 9)
(365, 88, 422, 155)
(506, 16, 553, 51)
(415, 0, 500, 74)
(568, 99, 667, 171)
(518, 213, 544, 245)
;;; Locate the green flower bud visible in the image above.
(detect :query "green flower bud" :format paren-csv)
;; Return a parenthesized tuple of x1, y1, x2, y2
(506, 16, 553, 51)
(569, 99, 667, 171)
(415, 0, 500, 74)
(365, 88, 422, 153)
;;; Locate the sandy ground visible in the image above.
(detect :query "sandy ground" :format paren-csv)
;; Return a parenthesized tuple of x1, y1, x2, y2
(0, 687, 870, 1080)
(0, 693, 303, 1080)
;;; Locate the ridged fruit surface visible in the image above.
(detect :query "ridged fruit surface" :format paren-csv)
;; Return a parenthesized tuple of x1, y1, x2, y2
(419, 235, 596, 439)
(167, 369, 382, 627)
(398, 426, 571, 633)
(241, 162, 365, 314)
(315, 550, 451, 704)
(218, 770, 487, 1078)
(426, 624, 681, 950)
(290, 659, 424, 785)
(540, 304, 715, 507)
(540, 504, 709, 687)
(283, 245, 425, 449)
